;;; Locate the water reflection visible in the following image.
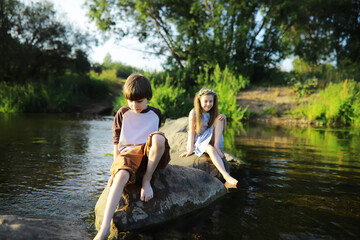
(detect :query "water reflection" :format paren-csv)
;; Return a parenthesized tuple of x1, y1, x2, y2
(226, 124, 360, 239)
(1, 115, 360, 239)
(0, 113, 113, 236)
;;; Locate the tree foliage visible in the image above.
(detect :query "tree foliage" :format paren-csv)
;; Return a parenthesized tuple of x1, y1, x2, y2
(280, 0, 360, 65)
(85, 0, 359, 84)
(0, 0, 93, 83)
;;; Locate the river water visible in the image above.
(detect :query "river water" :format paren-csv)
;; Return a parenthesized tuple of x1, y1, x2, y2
(0, 114, 359, 239)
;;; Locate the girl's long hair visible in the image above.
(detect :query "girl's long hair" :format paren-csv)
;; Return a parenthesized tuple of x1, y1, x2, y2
(194, 88, 218, 135)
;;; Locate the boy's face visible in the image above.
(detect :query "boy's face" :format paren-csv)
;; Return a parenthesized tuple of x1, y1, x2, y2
(200, 94, 214, 112)
(127, 98, 148, 113)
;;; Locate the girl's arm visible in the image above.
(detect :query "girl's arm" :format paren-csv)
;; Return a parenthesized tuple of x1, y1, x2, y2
(217, 114, 226, 131)
(180, 111, 196, 157)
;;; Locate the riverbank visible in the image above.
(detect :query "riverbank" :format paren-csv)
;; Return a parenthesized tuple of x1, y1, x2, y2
(74, 82, 123, 115)
(80, 85, 316, 126)
(237, 86, 319, 127)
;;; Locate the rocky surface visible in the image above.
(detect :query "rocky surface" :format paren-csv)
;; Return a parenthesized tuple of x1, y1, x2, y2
(94, 116, 243, 237)
(95, 165, 227, 238)
(160, 117, 243, 174)
(0, 215, 90, 240)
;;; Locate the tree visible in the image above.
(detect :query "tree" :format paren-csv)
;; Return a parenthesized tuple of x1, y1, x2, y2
(85, 0, 360, 84)
(0, 0, 93, 83)
(85, 0, 292, 84)
(279, 0, 360, 65)
(103, 53, 112, 67)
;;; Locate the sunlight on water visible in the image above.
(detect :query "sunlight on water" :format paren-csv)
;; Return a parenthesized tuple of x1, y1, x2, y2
(0, 115, 360, 239)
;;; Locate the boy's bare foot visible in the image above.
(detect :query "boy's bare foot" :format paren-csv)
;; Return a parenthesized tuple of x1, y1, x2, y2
(140, 180, 153, 202)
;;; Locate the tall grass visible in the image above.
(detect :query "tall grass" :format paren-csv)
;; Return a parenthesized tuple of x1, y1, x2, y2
(0, 72, 109, 113)
(292, 80, 360, 126)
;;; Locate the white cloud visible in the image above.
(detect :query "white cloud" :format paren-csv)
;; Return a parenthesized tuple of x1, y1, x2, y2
(280, 58, 294, 72)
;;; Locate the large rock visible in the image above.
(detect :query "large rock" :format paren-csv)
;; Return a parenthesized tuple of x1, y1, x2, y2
(0, 215, 90, 240)
(94, 117, 243, 237)
(160, 117, 243, 176)
(95, 165, 226, 237)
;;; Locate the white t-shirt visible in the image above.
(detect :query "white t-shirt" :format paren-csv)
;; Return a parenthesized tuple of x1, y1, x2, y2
(112, 105, 161, 152)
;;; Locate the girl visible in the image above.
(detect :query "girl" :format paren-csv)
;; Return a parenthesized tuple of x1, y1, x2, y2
(180, 88, 238, 187)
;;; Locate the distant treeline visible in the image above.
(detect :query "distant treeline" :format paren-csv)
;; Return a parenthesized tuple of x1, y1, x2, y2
(0, 0, 106, 112)
(0, 0, 92, 83)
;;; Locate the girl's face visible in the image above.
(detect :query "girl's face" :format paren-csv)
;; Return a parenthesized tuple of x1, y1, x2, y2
(127, 98, 148, 113)
(199, 94, 214, 112)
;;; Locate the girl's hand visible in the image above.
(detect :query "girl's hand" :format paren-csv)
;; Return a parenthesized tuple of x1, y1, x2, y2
(180, 151, 193, 157)
(217, 114, 226, 121)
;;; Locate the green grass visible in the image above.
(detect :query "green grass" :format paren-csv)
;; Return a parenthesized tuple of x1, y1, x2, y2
(263, 106, 279, 117)
(291, 80, 360, 126)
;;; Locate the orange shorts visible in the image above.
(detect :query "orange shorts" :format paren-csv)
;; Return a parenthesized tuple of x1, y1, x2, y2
(110, 131, 170, 184)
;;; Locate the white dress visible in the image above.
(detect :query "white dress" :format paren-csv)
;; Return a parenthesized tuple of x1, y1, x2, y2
(187, 110, 224, 156)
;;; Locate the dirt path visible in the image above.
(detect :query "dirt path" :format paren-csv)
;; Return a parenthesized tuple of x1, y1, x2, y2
(237, 86, 311, 126)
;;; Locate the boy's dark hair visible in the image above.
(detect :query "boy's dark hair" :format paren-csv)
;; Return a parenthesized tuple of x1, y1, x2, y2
(123, 74, 152, 100)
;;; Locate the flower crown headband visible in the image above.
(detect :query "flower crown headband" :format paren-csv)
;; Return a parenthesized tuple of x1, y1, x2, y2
(198, 88, 217, 98)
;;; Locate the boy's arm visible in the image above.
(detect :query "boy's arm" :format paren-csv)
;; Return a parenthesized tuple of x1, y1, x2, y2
(113, 144, 120, 161)
(112, 110, 122, 145)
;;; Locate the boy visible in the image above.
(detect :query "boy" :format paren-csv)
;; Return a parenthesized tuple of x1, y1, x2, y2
(94, 74, 170, 240)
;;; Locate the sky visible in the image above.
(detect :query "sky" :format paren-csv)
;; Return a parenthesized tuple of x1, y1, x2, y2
(24, 0, 166, 71)
(24, 0, 293, 72)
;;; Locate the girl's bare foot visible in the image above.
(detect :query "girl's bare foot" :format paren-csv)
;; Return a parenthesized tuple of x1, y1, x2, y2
(140, 180, 153, 202)
(224, 175, 238, 187)
(224, 181, 238, 189)
(93, 227, 109, 240)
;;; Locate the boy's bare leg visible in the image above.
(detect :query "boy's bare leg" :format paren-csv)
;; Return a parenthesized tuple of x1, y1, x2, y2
(206, 145, 238, 186)
(140, 134, 165, 202)
(213, 118, 225, 158)
(94, 170, 129, 240)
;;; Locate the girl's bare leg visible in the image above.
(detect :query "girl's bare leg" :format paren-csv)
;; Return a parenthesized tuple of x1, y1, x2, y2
(141, 134, 165, 202)
(93, 170, 129, 240)
(213, 117, 225, 158)
(206, 145, 238, 186)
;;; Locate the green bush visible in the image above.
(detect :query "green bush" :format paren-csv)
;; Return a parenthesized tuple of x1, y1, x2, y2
(89, 69, 119, 82)
(291, 59, 341, 85)
(263, 106, 280, 117)
(112, 94, 128, 113)
(292, 80, 360, 126)
(112, 74, 191, 121)
(292, 77, 318, 97)
(149, 82, 191, 121)
(106, 62, 141, 79)
(197, 65, 249, 123)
